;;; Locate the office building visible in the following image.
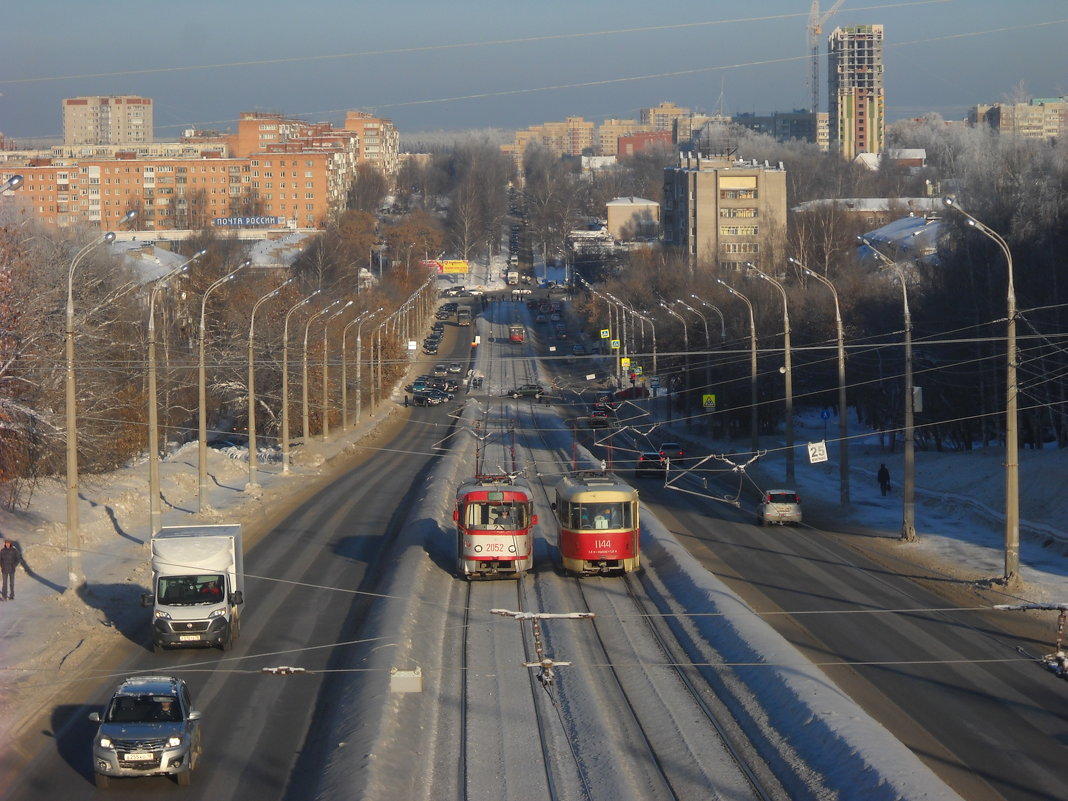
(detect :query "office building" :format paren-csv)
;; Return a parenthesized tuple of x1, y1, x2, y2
(970, 97, 1068, 142)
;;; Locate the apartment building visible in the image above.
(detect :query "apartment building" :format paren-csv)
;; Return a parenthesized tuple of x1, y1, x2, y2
(662, 152, 787, 269)
(597, 119, 652, 157)
(2, 111, 372, 232)
(63, 96, 153, 146)
(970, 97, 1068, 141)
(828, 25, 885, 159)
(640, 102, 691, 133)
(343, 111, 400, 174)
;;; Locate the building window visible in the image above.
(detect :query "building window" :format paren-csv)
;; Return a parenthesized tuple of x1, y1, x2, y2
(720, 189, 758, 200)
(722, 242, 760, 254)
(720, 225, 758, 236)
(721, 207, 757, 218)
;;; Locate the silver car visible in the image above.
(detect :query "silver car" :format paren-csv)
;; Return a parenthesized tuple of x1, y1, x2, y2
(89, 675, 202, 788)
(757, 489, 802, 526)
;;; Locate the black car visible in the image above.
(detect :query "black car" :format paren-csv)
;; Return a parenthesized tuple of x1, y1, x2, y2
(636, 452, 666, 478)
(508, 384, 543, 399)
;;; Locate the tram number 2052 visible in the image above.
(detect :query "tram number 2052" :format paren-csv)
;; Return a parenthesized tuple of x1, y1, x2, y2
(472, 542, 517, 554)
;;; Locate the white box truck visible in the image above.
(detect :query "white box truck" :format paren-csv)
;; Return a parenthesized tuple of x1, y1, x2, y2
(506, 270, 519, 285)
(141, 525, 244, 653)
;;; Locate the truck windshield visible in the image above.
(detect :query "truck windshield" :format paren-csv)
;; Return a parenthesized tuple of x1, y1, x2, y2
(158, 574, 225, 605)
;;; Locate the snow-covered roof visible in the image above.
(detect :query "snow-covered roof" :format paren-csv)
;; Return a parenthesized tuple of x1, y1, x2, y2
(606, 196, 657, 206)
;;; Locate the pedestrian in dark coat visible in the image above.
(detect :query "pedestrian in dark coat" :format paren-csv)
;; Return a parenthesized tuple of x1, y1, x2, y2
(1, 539, 23, 600)
(877, 464, 891, 497)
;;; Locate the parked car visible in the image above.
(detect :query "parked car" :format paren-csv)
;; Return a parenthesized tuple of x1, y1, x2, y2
(757, 490, 802, 526)
(659, 441, 684, 460)
(635, 452, 666, 478)
(88, 675, 203, 788)
(508, 383, 543, 399)
(448, 362, 462, 374)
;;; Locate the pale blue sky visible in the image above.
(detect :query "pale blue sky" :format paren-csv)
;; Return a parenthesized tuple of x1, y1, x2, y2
(2, 1, 1065, 141)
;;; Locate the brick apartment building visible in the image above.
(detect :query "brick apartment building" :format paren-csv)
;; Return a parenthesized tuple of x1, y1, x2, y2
(1, 110, 398, 232)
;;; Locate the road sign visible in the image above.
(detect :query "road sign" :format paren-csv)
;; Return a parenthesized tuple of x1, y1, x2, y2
(702, 394, 717, 408)
(649, 376, 660, 388)
(634, 366, 643, 375)
(808, 441, 829, 463)
(610, 339, 620, 349)
(620, 357, 631, 368)
(820, 409, 831, 420)
(600, 329, 610, 339)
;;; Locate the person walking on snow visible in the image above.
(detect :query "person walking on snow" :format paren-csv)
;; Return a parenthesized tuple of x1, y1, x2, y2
(877, 464, 891, 497)
(1, 539, 23, 600)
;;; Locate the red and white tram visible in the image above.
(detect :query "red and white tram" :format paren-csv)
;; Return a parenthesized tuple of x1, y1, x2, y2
(453, 476, 537, 579)
(553, 471, 640, 575)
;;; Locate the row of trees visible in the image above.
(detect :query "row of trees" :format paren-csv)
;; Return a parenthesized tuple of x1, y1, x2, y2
(572, 118, 1068, 454)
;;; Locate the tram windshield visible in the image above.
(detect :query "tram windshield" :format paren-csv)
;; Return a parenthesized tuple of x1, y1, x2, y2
(465, 502, 530, 529)
(559, 501, 632, 530)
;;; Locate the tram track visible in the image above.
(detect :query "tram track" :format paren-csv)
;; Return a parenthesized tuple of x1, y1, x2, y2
(504, 332, 784, 800)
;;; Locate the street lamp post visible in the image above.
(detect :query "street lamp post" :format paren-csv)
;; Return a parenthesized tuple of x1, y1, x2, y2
(659, 301, 689, 415)
(302, 299, 342, 444)
(342, 308, 379, 430)
(861, 239, 916, 540)
(148, 249, 205, 534)
(321, 300, 354, 441)
(1, 175, 23, 193)
(943, 198, 1019, 581)
(66, 213, 134, 591)
(790, 258, 850, 506)
(198, 260, 250, 513)
(718, 279, 759, 454)
(677, 298, 711, 404)
(745, 262, 794, 482)
(281, 290, 320, 473)
(247, 277, 294, 490)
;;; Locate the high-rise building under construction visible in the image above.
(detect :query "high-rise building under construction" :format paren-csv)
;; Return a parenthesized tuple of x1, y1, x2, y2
(828, 24, 884, 159)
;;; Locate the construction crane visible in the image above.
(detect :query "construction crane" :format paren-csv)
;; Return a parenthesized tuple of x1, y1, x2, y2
(808, 0, 846, 113)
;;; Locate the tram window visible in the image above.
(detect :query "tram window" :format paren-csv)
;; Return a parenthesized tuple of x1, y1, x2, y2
(468, 502, 527, 528)
(565, 502, 630, 529)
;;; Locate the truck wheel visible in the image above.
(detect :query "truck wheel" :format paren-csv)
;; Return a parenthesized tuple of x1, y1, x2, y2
(94, 772, 110, 789)
(176, 768, 192, 787)
(221, 630, 233, 652)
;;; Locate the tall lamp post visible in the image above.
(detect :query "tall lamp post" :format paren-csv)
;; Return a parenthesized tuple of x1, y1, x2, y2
(659, 300, 690, 416)
(66, 212, 135, 591)
(745, 262, 794, 482)
(321, 300, 354, 441)
(790, 258, 849, 505)
(342, 308, 379, 430)
(302, 299, 342, 443)
(148, 249, 206, 534)
(942, 198, 1018, 580)
(247, 277, 295, 490)
(1, 175, 23, 193)
(676, 298, 711, 399)
(198, 260, 249, 513)
(717, 279, 759, 454)
(861, 239, 916, 540)
(281, 290, 321, 473)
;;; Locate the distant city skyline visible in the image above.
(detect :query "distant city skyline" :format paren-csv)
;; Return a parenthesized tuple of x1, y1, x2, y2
(2, 0, 1066, 141)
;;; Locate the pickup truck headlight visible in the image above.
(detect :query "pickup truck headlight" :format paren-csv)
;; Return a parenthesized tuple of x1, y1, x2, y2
(99, 736, 112, 749)
(167, 736, 182, 748)
(154, 609, 172, 620)
(208, 607, 226, 619)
